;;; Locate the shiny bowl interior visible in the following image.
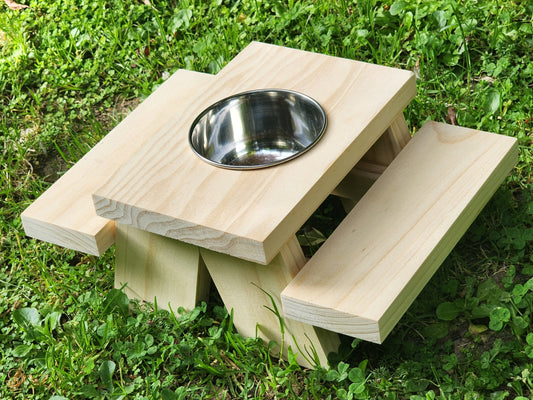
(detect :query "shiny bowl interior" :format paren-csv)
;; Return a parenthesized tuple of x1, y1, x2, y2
(189, 89, 327, 169)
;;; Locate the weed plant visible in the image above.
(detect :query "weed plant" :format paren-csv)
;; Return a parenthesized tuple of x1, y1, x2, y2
(1, 0, 532, 399)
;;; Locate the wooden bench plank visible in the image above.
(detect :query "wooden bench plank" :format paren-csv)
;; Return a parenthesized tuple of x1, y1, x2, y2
(281, 121, 518, 343)
(21, 70, 213, 255)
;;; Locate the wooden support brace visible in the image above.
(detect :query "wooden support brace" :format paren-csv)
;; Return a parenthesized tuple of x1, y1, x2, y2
(201, 237, 340, 369)
(332, 112, 411, 210)
(115, 223, 211, 311)
(361, 111, 411, 167)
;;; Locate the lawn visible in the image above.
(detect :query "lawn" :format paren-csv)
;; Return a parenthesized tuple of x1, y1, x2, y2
(1, 0, 532, 398)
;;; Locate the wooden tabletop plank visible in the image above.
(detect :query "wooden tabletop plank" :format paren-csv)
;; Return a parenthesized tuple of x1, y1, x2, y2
(281, 122, 518, 343)
(93, 42, 416, 264)
(22, 70, 214, 255)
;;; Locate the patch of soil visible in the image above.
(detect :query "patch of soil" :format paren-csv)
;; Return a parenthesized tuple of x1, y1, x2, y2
(31, 148, 70, 184)
(94, 97, 141, 131)
(30, 96, 142, 184)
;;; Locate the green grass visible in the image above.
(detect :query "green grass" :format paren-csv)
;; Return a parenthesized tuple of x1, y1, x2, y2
(1, 0, 532, 398)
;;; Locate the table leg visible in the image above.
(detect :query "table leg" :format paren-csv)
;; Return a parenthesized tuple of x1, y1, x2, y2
(363, 111, 411, 164)
(115, 223, 211, 311)
(200, 236, 340, 369)
(333, 112, 411, 211)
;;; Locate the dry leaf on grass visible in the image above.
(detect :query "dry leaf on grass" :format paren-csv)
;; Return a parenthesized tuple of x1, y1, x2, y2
(447, 106, 457, 126)
(4, 0, 29, 10)
(141, 0, 158, 11)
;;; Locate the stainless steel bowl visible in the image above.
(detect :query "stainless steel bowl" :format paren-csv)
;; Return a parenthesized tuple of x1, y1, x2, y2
(189, 89, 327, 169)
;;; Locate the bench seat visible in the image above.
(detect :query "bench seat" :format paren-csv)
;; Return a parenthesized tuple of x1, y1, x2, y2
(281, 121, 518, 344)
(21, 70, 212, 255)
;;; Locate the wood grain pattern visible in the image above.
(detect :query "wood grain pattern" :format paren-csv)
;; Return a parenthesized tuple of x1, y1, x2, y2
(201, 236, 340, 368)
(281, 122, 518, 343)
(21, 70, 213, 255)
(115, 223, 211, 311)
(93, 42, 416, 264)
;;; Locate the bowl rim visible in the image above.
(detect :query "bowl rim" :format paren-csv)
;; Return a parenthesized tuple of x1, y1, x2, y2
(188, 88, 327, 170)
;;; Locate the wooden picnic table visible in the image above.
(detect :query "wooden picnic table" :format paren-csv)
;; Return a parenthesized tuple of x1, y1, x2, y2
(22, 42, 517, 368)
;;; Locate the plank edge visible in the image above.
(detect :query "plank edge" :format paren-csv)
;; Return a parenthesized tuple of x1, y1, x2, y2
(21, 213, 114, 256)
